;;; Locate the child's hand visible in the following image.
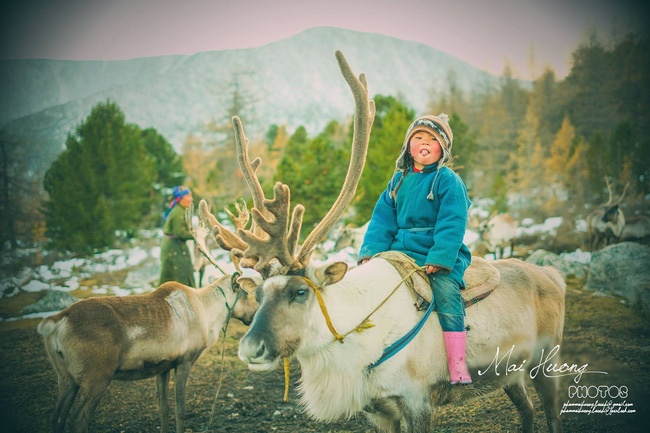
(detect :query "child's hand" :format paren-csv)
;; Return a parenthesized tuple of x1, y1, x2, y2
(425, 265, 440, 274)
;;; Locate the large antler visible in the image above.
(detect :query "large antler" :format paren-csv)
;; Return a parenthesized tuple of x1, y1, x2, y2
(296, 51, 375, 267)
(220, 51, 375, 277)
(186, 199, 251, 272)
(604, 177, 630, 206)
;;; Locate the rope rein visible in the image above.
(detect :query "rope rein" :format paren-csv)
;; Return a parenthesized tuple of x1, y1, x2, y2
(206, 284, 246, 428)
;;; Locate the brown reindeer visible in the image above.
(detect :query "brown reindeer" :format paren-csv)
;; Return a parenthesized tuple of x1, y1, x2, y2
(586, 178, 629, 250)
(194, 51, 566, 433)
(37, 273, 256, 433)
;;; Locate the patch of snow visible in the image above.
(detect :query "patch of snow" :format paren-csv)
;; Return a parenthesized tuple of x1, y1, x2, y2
(1, 311, 58, 321)
(575, 219, 587, 233)
(518, 216, 563, 236)
(91, 286, 110, 295)
(65, 278, 80, 291)
(111, 286, 135, 297)
(125, 247, 148, 267)
(52, 258, 85, 276)
(521, 218, 535, 227)
(561, 249, 591, 264)
(36, 265, 56, 281)
(51, 277, 81, 292)
(22, 280, 50, 292)
(312, 247, 358, 267)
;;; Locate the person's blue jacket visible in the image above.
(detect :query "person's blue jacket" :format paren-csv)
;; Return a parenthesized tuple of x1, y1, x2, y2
(358, 164, 472, 287)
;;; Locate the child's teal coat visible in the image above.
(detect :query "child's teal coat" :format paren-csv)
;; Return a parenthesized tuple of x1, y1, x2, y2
(358, 164, 472, 287)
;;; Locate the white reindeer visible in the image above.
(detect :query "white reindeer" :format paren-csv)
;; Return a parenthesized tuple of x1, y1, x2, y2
(620, 214, 650, 244)
(197, 51, 566, 433)
(190, 238, 210, 286)
(474, 212, 518, 259)
(37, 274, 256, 433)
(586, 178, 629, 250)
(332, 221, 370, 252)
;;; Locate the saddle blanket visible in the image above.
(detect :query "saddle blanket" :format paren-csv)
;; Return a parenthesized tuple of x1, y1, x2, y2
(376, 251, 501, 306)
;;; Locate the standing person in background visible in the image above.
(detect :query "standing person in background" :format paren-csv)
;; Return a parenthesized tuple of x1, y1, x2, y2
(159, 186, 195, 287)
(358, 114, 473, 385)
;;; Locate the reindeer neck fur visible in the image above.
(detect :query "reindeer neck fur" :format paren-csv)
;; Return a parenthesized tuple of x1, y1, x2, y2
(296, 258, 426, 421)
(159, 278, 234, 346)
(173, 278, 233, 345)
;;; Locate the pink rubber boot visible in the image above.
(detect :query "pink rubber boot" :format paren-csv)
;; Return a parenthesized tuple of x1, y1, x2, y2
(443, 331, 472, 385)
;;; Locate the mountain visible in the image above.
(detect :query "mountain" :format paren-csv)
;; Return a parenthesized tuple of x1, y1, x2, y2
(1, 26, 501, 173)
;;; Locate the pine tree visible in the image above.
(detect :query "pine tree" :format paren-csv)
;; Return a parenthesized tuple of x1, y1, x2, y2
(274, 122, 350, 236)
(275, 126, 308, 195)
(529, 68, 562, 147)
(566, 136, 590, 202)
(446, 113, 477, 185)
(488, 172, 508, 213)
(43, 101, 156, 252)
(141, 128, 186, 223)
(508, 106, 543, 195)
(142, 128, 186, 189)
(546, 116, 575, 186)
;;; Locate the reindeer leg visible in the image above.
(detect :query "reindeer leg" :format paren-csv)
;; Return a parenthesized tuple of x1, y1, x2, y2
(52, 376, 78, 433)
(403, 405, 433, 433)
(47, 349, 78, 433)
(173, 361, 192, 433)
(503, 379, 534, 433)
(531, 372, 563, 433)
(69, 377, 111, 433)
(157, 370, 171, 433)
(363, 397, 403, 433)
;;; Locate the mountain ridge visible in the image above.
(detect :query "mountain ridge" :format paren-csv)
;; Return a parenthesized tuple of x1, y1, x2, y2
(1, 26, 501, 172)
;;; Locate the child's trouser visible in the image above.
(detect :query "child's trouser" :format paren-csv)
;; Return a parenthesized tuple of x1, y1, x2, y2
(428, 273, 465, 332)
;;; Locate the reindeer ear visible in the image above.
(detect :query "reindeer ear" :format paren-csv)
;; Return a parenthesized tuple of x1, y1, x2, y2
(314, 262, 348, 286)
(230, 272, 241, 291)
(237, 277, 259, 295)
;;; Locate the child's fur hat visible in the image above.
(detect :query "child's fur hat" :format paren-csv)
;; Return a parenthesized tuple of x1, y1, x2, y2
(396, 114, 453, 170)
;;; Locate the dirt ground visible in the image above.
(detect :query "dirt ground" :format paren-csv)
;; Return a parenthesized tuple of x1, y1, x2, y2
(1, 282, 649, 433)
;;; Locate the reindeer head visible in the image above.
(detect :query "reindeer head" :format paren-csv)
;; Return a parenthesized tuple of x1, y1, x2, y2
(600, 177, 629, 224)
(190, 52, 375, 371)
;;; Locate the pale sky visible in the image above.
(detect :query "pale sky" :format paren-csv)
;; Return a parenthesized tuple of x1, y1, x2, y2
(1, 0, 647, 79)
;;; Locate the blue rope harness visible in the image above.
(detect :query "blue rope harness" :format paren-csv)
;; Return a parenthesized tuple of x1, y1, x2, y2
(368, 294, 436, 369)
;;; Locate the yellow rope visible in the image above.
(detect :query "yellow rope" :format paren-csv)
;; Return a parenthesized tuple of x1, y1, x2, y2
(302, 266, 424, 344)
(283, 357, 291, 402)
(310, 282, 345, 342)
(207, 327, 230, 428)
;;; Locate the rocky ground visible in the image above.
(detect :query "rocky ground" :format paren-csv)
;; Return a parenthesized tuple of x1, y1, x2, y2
(1, 277, 649, 433)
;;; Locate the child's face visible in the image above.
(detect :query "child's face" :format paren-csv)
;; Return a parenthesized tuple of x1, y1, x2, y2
(179, 193, 193, 208)
(409, 131, 442, 169)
